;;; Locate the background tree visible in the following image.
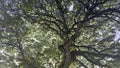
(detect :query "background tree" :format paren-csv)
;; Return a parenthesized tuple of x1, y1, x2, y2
(0, 0, 60, 68)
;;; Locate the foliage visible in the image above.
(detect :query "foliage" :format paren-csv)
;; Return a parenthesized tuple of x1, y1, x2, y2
(0, 0, 120, 68)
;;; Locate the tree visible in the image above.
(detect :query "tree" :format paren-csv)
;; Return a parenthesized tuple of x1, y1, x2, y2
(21, 0, 120, 68)
(1, 0, 120, 68)
(0, 7, 60, 68)
(0, 1, 61, 67)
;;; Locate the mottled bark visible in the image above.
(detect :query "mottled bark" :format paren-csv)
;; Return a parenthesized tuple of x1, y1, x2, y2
(59, 41, 72, 68)
(63, 44, 71, 68)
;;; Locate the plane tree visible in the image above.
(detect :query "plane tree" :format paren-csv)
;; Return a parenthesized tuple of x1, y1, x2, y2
(1, 0, 120, 68)
(21, 0, 120, 68)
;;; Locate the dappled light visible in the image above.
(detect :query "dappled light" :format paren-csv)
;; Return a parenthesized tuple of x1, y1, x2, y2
(0, 0, 120, 68)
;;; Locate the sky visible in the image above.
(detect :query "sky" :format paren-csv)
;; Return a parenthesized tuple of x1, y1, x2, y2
(68, 2, 74, 11)
(114, 30, 120, 42)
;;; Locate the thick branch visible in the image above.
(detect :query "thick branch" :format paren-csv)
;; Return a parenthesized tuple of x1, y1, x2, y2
(73, 51, 120, 59)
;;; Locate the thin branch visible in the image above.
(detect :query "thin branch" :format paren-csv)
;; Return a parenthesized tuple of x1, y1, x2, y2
(102, 15, 120, 23)
(74, 45, 100, 53)
(73, 51, 120, 59)
(100, 43, 117, 52)
(76, 0, 85, 7)
(82, 54, 106, 67)
(75, 59, 88, 68)
(40, 18, 64, 33)
(55, 0, 69, 35)
(43, 22, 65, 40)
(36, 12, 63, 24)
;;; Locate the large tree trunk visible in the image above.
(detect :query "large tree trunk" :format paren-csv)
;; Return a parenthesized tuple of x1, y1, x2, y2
(64, 44, 71, 68)
(59, 43, 72, 68)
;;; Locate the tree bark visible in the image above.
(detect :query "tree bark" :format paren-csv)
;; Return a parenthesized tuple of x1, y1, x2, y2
(64, 44, 71, 68)
(59, 42, 72, 68)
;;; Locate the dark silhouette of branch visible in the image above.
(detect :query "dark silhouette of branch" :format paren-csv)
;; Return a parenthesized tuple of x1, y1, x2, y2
(82, 54, 106, 67)
(75, 59, 88, 68)
(74, 45, 100, 53)
(55, 0, 69, 37)
(73, 51, 120, 59)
